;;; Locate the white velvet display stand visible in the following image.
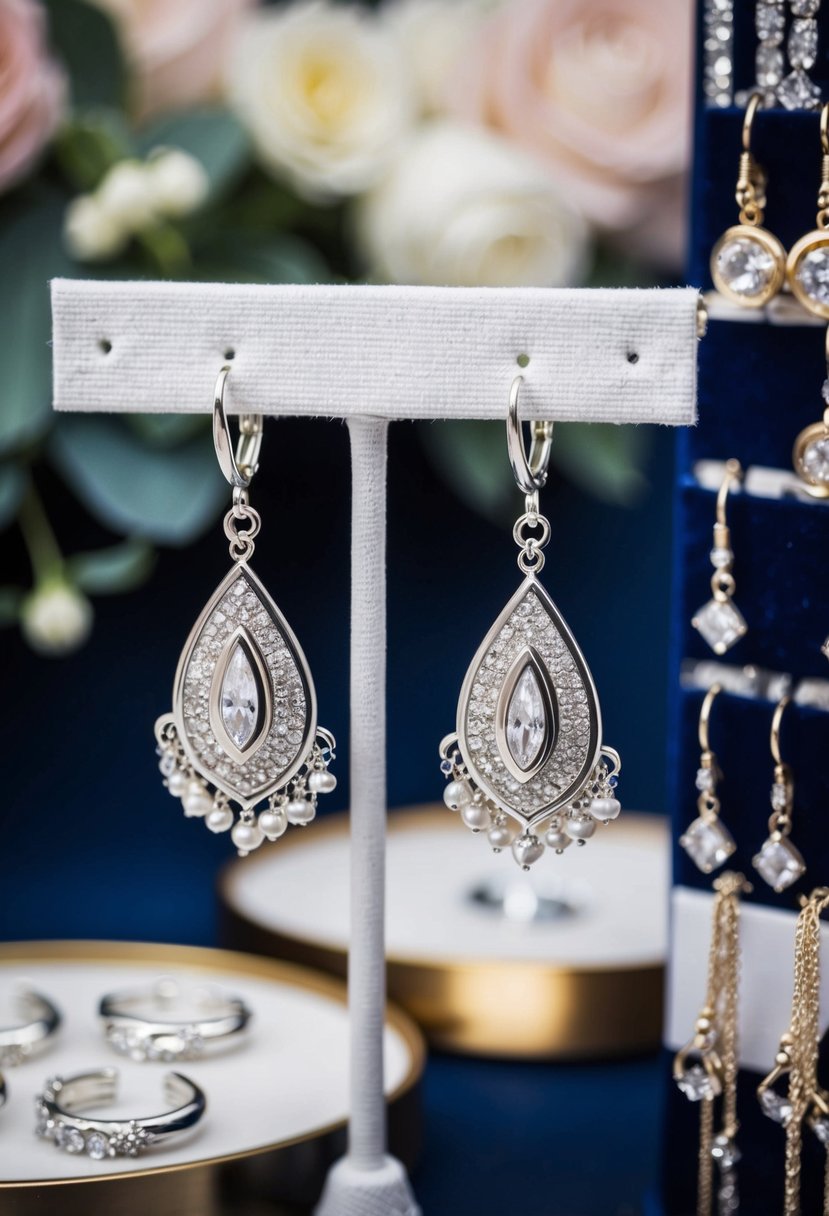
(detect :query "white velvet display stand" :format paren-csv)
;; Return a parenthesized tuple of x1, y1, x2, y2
(51, 280, 700, 1215)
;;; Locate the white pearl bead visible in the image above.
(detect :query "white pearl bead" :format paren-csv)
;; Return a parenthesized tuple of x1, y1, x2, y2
(258, 808, 288, 841)
(205, 806, 234, 834)
(231, 820, 264, 855)
(461, 802, 491, 832)
(183, 789, 212, 818)
(159, 753, 176, 777)
(487, 823, 515, 851)
(443, 780, 472, 811)
(591, 797, 621, 822)
(286, 797, 316, 825)
(308, 770, 337, 795)
(544, 828, 571, 852)
(564, 814, 596, 840)
(167, 770, 187, 797)
(511, 834, 545, 870)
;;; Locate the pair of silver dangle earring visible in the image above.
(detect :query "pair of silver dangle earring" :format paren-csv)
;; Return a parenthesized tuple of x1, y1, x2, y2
(155, 367, 337, 857)
(681, 687, 806, 893)
(439, 376, 621, 870)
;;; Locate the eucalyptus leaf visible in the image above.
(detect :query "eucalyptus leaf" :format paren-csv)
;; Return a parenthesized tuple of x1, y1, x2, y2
(126, 414, 208, 447)
(55, 110, 136, 191)
(138, 109, 250, 202)
(0, 465, 26, 530)
(43, 0, 124, 109)
(68, 539, 155, 594)
(50, 416, 226, 546)
(195, 232, 329, 285)
(0, 587, 22, 626)
(552, 424, 651, 506)
(419, 420, 513, 525)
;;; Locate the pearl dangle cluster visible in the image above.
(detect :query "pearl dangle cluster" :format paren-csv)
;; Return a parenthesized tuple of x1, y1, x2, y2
(439, 742, 621, 870)
(157, 721, 337, 857)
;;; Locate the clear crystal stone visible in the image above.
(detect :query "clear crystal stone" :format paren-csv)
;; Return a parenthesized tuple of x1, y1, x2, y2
(760, 1088, 792, 1124)
(754, 836, 806, 892)
(715, 236, 776, 299)
(56, 1125, 85, 1154)
(505, 665, 547, 771)
(812, 1116, 829, 1145)
(677, 1063, 716, 1102)
(692, 598, 748, 654)
(792, 0, 819, 13)
(789, 17, 818, 69)
(86, 1132, 110, 1160)
(681, 816, 736, 873)
(712, 1135, 741, 1169)
(778, 67, 822, 109)
(696, 767, 716, 793)
(756, 43, 784, 85)
(770, 782, 789, 812)
(756, 3, 785, 44)
(823, 379, 829, 404)
(221, 642, 259, 750)
(710, 546, 732, 568)
(799, 436, 829, 484)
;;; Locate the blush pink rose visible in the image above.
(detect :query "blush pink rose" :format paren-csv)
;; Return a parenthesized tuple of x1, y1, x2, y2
(91, 0, 254, 122)
(0, 0, 65, 193)
(449, 0, 693, 266)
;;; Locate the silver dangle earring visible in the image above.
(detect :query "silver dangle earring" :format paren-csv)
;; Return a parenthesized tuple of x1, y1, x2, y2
(155, 366, 337, 857)
(438, 375, 621, 870)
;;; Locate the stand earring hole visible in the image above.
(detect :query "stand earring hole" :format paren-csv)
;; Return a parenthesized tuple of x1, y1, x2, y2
(627, 351, 639, 365)
(99, 339, 112, 355)
(516, 353, 530, 368)
(224, 348, 236, 361)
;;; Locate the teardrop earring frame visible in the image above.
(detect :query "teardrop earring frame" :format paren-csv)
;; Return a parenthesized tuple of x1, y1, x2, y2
(155, 366, 337, 856)
(439, 375, 621, 869)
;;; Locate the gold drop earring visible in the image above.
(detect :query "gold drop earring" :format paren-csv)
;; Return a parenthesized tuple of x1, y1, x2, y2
(680, 685, 737, 875)
(787, 102, 829, 319)
(753, 696, 807, 894)
(710, 93, 786, 308)
(792, 323, 829, 500)
(691, 460, 747, 655)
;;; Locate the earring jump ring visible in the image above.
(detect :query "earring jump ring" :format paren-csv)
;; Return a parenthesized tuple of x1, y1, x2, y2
(507, 375, 553, 496)
(212, 364, 263, 490)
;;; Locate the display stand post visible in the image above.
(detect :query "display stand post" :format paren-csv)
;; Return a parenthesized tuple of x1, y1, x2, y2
(51, 280, 700, 1215)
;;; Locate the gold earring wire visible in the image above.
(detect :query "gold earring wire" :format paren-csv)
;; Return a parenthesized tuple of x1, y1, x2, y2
(680, 685, 737, 874)
(752, 696, 807, 893)
(710, 93, 786, 308)
(787, 103, 829, 319)
(691, 460, 747, 655)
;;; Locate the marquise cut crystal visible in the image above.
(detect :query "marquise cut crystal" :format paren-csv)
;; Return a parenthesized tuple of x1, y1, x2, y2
(715, 236, 775, 299)
(505, 665, 547, 771)
(221, 642, 260, 750)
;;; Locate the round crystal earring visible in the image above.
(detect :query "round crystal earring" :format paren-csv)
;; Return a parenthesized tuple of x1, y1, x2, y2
(752, 696, 807, 894)
(710, 93, 786, 308)
(787, 102, 829, 319)
(680, 684, 737, 875)
(792, 323, 829, 499)
(691, 459, 747, 655)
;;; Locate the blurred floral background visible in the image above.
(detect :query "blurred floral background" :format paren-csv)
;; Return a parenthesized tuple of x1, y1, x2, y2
(0, 0, 692, 657)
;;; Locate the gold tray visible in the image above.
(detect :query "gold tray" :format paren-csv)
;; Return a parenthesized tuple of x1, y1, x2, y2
(219, 807, 668, 1060)
(0, 940, 424, 1216)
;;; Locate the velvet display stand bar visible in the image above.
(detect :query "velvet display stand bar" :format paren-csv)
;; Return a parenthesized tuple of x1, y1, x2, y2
(51, 279, 699, 1214)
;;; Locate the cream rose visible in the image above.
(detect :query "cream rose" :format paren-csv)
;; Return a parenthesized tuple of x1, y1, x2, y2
(356, 120, 588, 288)
(0, 0, 65, 194)
(450, 0, 692, 264)
(227, 1, 414, 201)
(382, 0, 495, 115)
(90, 0, 252, 122)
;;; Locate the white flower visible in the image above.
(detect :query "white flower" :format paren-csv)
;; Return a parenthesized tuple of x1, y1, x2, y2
(64, 193, 128, 261)
(146, 148, 209, 217)
(21, 579, 93, 657)
(97, 160, 159, 231)
(383, 0, 495, 115)
(227, 1, 414, 200)
(357, 120, 589, 288)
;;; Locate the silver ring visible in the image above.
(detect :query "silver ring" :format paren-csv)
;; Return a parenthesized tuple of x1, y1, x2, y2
(212, 364, 263, 489)
(0, 988, 61, 1066)
(99, 979, 252, 1061)
(506, 375, 553, 495)
(35, 1069, 206, 1160)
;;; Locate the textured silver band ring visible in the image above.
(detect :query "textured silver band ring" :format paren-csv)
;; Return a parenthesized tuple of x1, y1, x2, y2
(100, 978, 252, 1061)
(0, 988, 61, 1066)
(35, 1068, 206, 1160)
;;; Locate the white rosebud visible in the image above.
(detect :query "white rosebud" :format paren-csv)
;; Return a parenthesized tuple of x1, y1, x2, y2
(21, 579, 93, 657)
(383, 0, 492, 115)
(64, 193, 128, 262)
(97, 159, 158, 231)
(357, 120, 589, 287)
(146, 148, 209, 218)
(227, 1, 414, 200)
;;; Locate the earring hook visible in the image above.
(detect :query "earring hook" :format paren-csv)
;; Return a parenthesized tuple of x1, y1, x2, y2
(821, 102, 829, 158)
(742, 92, 763, 153)
(770, 694, 792, 767)
(716, 458, 743, 529)
(698, 683, 722, 755)
(507, 375, 553, 497)
(212, 365, 263, 490)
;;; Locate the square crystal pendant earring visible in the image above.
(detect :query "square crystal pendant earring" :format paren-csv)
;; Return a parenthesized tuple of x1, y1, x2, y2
(753, 696, 807, 893)
(787, 103, 829, 318)
(692, 459, 747, 655)
(154, 366, 337, 857)
(680, 684, 737, 875)
(710, 94, 786, 308)
(438, 375, 620, 870)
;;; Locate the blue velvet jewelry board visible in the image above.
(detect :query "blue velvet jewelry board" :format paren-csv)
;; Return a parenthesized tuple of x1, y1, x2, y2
(661, 2, 829, 1212)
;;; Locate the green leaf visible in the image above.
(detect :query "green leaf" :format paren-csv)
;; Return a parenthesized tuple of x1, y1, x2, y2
(0, 464, 26, 530)
(68, 538, 155, 594)
(0, 587, 23, 627)
(125, 414, 208, 447)
(49, 416, 227, 546)
(43, 0, 125, 109)
(137, 109, 251, 202)
(195, 233, 330, 285)
(54, 109, 135, 191)
(552, 423, 651, 506)
(419, 420, 513, 525)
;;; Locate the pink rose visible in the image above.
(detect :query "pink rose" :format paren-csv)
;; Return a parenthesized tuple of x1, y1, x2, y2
(0, 0, 64, 194)
(449, 0, 693, 266)
(91, 0, 253, 122)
